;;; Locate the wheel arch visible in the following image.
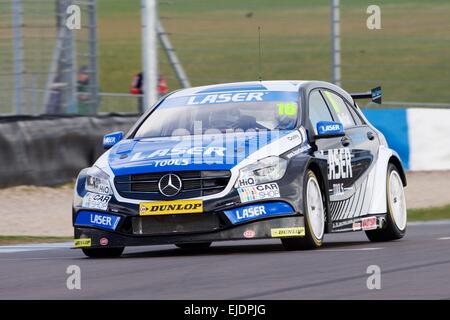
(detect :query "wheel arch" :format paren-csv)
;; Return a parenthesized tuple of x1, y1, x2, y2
(306, 159, 332, 232)
(388, 155, 407, 187)
(368, 146, 406, 215)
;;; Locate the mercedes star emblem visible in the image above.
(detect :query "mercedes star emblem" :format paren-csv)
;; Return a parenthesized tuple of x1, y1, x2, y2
(158, 173, 182, 197)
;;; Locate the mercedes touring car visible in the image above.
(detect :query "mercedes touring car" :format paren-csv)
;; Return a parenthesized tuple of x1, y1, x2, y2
(73, 80, 407, 257)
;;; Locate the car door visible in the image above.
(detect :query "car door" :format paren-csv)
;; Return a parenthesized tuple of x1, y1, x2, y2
(307, 90, 351, 224)
(321, 89, 380, 222)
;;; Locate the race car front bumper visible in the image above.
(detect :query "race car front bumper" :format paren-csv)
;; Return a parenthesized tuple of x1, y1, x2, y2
(73, 215, 305, 249)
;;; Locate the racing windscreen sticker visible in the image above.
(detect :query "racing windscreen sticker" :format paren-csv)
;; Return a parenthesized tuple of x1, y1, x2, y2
(139, 200, 203, 216)
(162, 91, 299, 107)
(237, 183, 280, 203)
(277, 102, 297, 116)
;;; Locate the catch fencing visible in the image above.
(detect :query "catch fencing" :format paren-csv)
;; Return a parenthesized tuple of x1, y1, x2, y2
(1, 1, 450, 115)
(0, 0, 98, 115)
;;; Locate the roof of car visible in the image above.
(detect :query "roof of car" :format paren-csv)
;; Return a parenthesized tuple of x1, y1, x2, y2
(168, 80, 310, 99)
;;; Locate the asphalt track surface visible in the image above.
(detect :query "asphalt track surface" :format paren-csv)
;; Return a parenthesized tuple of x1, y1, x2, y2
(0, 222, 449, 300)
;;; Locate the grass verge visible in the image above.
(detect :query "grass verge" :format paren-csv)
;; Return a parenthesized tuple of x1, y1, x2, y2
(408, 205, 450, 222)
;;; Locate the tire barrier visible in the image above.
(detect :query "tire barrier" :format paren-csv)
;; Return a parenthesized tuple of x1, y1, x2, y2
(363, 108, 450, 171)
(1, 108, 448, 188)
(0, 114, 139, 187)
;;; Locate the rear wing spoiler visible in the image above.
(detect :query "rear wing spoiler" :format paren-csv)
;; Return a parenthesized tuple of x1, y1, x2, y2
(350, 86, 382, 104)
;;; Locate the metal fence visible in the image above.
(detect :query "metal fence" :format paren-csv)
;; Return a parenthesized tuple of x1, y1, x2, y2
(0, 0, 98, 115)
(1, 0, 450, 115)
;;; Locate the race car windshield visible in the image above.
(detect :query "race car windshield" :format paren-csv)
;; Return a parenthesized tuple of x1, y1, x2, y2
(134, 91, 300, 138)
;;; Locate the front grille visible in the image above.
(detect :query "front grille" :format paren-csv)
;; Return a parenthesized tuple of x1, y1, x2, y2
(132, 214, 222, 235)
(114, 170, 231, 200)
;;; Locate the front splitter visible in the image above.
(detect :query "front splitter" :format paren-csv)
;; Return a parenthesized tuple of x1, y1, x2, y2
(73, 215, 305, 248)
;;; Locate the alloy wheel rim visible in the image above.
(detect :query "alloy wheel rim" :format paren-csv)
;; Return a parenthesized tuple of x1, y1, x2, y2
(389, 170, 407, 231)
(307, 176, 325, 239)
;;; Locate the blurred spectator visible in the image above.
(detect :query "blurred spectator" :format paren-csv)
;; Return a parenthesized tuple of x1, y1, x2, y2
(158, 75, 169, 96)
(77, 66, 92, 115)
(45, 75, 65, 114)
(130, 72, 169, 113)
(130, 72, 144, 113)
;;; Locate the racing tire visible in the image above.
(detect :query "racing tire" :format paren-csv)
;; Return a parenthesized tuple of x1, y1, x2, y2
(175, 242, 212, 250)
(282, 170, 325, 250)
(366, 163, 407, 242)
(82, 247, 124, 258)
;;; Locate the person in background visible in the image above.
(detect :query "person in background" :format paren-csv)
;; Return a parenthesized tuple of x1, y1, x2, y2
(130, 72, 169, 113)
(130, 72, 144, 113)
(158, 75, 169, 96)
(77, 66, 92, 115)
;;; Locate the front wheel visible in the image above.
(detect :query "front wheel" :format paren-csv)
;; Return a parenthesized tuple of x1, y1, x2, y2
(366, 163, 407, 242)
(82, 247, 124, 258)
(282, 170, 325, 250)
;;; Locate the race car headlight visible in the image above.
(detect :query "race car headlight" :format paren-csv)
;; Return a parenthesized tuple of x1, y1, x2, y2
(85, 166, 112, 195)
(235, 156, 287, 187)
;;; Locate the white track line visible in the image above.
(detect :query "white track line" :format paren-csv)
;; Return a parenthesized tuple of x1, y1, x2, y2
(0, 242, 72, 253)
(319, 247, 383, 252)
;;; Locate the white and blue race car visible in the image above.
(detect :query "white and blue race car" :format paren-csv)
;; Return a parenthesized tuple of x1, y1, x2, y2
(73, 81, 407, 258)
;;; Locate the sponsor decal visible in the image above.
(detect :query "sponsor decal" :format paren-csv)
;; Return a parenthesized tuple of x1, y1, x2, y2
(328, 148, 353, 181)
(154, 159, 190, 167)
(104, 137, 116, 144)
(187, 92, 266, 105)
(330, 183, 354, 197)
(234, 177, 256, 188)
(82, 192, 111, 211)
(75, 211, 121, 231)
(243, 229, 256, 239)
(99, 237, 109, 246)
(129, 147, 226, 162)
(317, 121, 344, 136)
(224, 201, 295, 224)
(284, 145, 311, 159)
(162, 91, 299, 108)
(237, 183, 280, 203)
(332, 183, 345, 195)
(352, 222, 362, 231)
(362, 216, 378, 230)
(271, 227, 305, 237)
(86, 176, 111, 195)
(139, 200, 203, 216)
(103, 131, 123, 148)
(74, 238, 91, 248)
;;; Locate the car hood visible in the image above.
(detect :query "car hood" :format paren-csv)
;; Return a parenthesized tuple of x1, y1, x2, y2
(108, 130, 295, 176)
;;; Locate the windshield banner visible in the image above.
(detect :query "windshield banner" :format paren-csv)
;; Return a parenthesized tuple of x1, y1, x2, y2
(161, 91, 299, 108)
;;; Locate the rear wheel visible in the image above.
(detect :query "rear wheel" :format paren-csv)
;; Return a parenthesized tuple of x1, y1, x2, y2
(82, 247, 124, 258)
(366, 163, 407, 242)
(175, 242, 212, 250)
(282, 170, 325, 250)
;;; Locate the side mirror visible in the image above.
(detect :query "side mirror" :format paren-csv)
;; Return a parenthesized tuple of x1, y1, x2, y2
(103, 131, 124, 149)
(315, 121, 345, 139)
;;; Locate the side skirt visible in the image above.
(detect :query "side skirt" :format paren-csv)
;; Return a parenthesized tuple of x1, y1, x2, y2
(329, 214, 387, 233)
